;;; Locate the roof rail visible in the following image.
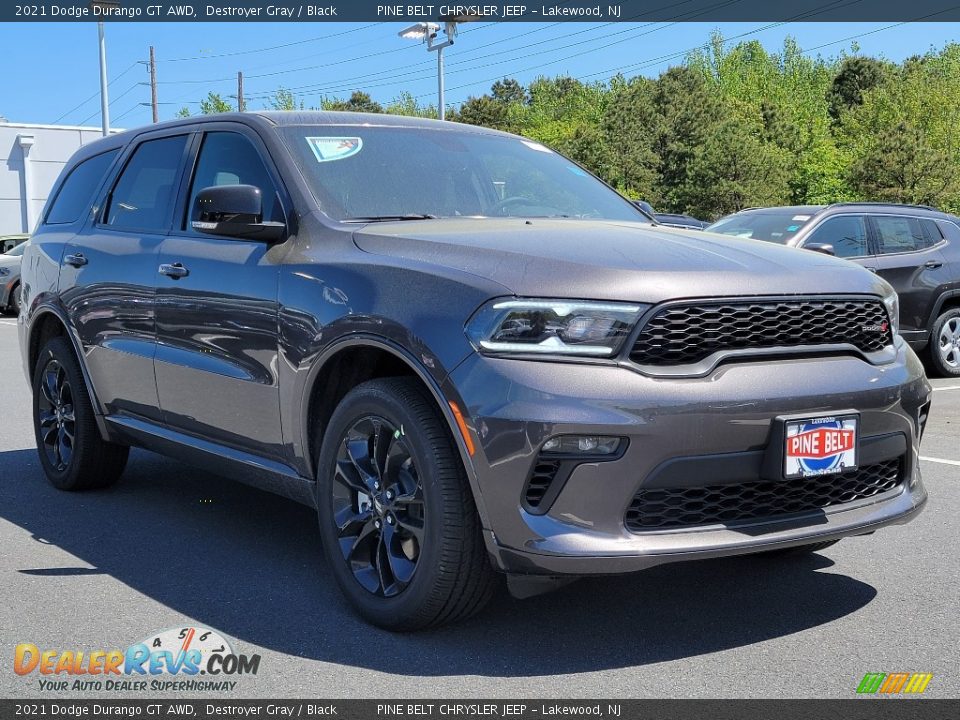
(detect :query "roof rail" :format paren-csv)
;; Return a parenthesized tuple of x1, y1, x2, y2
(826, 201, 940, 212)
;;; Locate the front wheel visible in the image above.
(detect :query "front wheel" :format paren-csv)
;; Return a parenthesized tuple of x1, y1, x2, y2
(930, 308, 960, 377)
(316, 377, 496, 630)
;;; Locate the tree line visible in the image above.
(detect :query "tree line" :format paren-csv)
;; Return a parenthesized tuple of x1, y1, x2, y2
(179, 34, 960, 220)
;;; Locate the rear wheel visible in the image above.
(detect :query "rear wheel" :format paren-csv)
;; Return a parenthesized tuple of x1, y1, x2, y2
(32, 337, 128, 490)
(316, 377, 496, 630)
(930, 308, 960, 377)
(8, 282, 19, 315)
(763, 539, 839, 557)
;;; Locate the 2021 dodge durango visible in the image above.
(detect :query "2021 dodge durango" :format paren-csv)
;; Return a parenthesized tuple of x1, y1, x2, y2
(19, 112, 931, 630)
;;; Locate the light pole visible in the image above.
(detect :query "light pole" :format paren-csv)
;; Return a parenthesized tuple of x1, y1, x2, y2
(398, 22, 456, 121)
(90, 1, 121, 135)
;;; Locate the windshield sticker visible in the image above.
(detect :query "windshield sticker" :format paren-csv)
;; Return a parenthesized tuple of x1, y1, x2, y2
(792, 214, 811, 221)
(786, 225, 800, 232)
(522, 140, 553, 153)
(306, 137, 363, 163)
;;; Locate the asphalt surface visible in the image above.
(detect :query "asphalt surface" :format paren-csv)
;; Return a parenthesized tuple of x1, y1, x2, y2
(0, 315, 957, 699)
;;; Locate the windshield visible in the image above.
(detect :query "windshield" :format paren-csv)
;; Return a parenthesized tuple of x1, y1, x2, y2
(706, 211, 817, 243)
(278, 125, 647, 223)
(3, 242, 26, 257)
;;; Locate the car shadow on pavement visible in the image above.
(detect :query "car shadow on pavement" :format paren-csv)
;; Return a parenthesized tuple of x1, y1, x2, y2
(0, 447, 878, 676)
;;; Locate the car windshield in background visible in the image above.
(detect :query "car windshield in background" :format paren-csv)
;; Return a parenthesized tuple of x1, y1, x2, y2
(3, 243, 26, 257)
(707, 211, 817, 243)
(278, 126, 646, 223)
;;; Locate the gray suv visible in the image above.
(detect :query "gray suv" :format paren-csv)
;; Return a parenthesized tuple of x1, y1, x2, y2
(19, 113, 931, 630)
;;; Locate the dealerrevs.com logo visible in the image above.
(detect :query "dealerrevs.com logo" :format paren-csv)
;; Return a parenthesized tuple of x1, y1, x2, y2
(14, 627, 261, 693)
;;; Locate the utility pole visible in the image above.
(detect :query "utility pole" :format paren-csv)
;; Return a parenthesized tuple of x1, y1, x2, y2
(237, 71, 245, 112)
(149, 45, 159, 123)
(97, 21, 110, 135)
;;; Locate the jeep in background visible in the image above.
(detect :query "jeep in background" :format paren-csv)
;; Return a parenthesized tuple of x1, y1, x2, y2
(707, 204, 960, 377)
(19, 113, 931, 630)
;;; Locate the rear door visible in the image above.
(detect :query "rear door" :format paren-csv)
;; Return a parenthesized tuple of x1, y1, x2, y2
(154, 125, 287, 461)
(59, 130, 192, 421)
(868, 214, 952, 345)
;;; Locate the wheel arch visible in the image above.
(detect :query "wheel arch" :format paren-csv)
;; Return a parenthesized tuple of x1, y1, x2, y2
(300, 335, 491, 529)
(929, 290, 960, 329)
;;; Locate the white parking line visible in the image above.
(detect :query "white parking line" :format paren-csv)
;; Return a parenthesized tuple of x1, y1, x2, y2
(921, 456, 960, 467)
(932, 385, 960, 392)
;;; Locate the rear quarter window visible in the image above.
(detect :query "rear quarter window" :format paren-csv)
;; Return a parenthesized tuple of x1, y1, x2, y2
(45, 149, 119, 225)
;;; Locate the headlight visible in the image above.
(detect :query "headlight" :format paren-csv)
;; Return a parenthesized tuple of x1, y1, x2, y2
(465, 298, 649, 357)
(882, 289, 900, 339)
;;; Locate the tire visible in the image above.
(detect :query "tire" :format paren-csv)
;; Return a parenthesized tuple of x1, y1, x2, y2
(762, 539, 840, 557)
(8, 282, 19, 315)
(929, 308, 960, 378)
(316, 377, 496, 630)
(32, 336, 129, 490)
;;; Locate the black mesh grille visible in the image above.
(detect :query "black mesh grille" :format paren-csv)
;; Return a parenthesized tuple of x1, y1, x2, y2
(524, 458, 563, 508)
(630, 298, 893, 367)
(625, 458, 902, 531)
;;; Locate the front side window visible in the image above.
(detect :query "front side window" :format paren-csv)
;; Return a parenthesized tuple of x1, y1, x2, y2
(804, 215, 869, 258)
(45, 149, 118, 225)
(185, 132, 281, 228)
(277, 126, 645, 222)
(105, 135, 188, 232)
(873, 216, 927, 254)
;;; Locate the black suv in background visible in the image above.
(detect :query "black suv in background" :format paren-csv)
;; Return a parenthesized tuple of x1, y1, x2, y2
(708, 203, 960, 376)
(19, 114, 930, 629)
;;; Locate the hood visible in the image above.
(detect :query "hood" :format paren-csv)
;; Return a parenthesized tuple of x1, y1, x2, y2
(352, 218, 889, 302)
(0, 256, 20, 269)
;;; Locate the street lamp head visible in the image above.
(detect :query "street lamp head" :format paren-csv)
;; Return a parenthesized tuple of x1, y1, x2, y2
(89, 0, 121, 9)
(398, 22, 440, 41)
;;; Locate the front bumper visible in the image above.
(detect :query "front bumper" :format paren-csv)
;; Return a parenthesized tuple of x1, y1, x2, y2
(447, 342, 931, 576)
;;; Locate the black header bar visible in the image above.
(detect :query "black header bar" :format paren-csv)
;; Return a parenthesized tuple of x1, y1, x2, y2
(6, 0, 960, 22)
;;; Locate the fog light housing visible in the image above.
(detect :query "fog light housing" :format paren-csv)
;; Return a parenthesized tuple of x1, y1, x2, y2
(541, 435, 623, 456)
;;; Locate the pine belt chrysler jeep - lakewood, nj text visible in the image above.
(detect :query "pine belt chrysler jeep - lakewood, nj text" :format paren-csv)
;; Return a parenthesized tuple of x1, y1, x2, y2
(19, 112, 931, 629)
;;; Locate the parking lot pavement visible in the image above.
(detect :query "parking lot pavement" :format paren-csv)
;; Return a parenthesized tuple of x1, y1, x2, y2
(0, 318, 957, 699)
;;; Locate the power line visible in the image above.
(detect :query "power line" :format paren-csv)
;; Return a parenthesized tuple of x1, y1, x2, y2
(52, 61, 139, 124)
(160, 22, 383, 62)
(77, 81, 141, 125)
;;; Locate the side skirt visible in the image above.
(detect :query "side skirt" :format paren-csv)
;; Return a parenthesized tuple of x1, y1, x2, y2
(104, 415, 317, 508)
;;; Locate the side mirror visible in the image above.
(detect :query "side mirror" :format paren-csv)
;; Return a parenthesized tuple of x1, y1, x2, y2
(191, 184, 286, 242)
(804, 242, 836, 256)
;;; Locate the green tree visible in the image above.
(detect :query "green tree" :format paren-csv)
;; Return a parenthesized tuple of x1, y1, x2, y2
(269, 88, 305, 111)
(321, 91, 383, 113)
(828, 56, 890, 119)
(199, 92, 233, 114)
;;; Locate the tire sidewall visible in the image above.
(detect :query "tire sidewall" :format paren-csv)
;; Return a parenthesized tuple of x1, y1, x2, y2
(931, 309, 960, 377)
(316, 383, 452, 625)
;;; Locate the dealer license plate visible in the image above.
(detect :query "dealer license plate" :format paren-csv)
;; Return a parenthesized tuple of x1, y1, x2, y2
(783, 414, 859, 479)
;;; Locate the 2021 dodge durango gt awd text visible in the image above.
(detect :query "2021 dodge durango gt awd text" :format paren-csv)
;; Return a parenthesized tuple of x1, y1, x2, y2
(19, 112, 931, 630)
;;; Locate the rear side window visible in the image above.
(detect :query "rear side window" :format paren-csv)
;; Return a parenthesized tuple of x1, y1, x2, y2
(873, 216, 929, 254)
(45, 150, 118, 225)
(105, 135, 188, 232)
(805, 215, 869, 258)
(921, 219, 944, 245)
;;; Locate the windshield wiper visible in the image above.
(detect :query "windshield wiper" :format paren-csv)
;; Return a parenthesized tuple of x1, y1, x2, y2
(343, 213, 439, 223)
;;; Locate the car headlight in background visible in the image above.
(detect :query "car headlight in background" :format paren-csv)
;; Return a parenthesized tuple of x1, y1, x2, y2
(882, 289, 900, 339)
(466, 298, 648, 357)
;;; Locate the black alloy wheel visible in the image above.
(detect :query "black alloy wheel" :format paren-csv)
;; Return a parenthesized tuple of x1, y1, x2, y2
(332, 416, 426, 597)
(36, 357, 76, 472)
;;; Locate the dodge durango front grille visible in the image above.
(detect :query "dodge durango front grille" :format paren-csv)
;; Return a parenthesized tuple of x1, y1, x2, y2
(625, 458, 902, 531)
(629, 298, 893, 367)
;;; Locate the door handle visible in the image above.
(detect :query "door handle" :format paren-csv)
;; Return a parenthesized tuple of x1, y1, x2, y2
(64, 253, 88, 268)
(925, 260, 943, 269)
(159, 262, 189, 279)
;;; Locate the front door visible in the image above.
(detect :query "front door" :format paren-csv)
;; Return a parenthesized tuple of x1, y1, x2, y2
(154, 128, 286, 461)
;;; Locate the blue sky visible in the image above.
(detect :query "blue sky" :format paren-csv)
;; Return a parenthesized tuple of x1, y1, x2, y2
(3, 21, 959, 128)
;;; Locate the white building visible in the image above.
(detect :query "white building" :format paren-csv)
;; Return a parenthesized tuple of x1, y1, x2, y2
(0, 120, 114, 236)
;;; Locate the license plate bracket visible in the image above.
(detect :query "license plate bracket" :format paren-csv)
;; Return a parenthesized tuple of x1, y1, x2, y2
(761, 412, 860, 481)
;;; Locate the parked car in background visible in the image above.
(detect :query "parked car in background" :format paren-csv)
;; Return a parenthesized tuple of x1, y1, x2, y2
(1, 234, 29, 253)
(707, 203, 960, 377)
(0, 241, 26, 314)
(19, 113, 930, 629)
(631, 201, 709, 230)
